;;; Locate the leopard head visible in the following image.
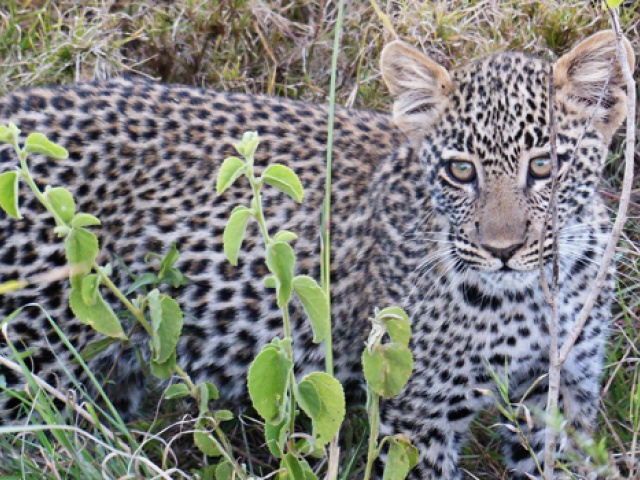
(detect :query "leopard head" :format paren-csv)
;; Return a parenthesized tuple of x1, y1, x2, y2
(381, 31, 634, 276)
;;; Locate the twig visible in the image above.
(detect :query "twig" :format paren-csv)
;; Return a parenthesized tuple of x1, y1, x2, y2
(558, 10, 636, 366)
(542, 12, 636, 477)
(542, 63, 561, 480)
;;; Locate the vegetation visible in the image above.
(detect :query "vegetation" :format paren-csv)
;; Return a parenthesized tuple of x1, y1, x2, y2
(0, 0, 638, 478)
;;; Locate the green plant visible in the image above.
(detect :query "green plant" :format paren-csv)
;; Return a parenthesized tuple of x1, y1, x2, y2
(0, 123, 244, 477)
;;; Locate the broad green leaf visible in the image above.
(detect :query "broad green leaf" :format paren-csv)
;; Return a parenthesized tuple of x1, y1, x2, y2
(263, 275, 277, 289)
(295, 372, 345, 447)
(261, 164, 304, 203)
(125, 272, 158, 295)
(292, 275, 329, 343)
(148, 289, 184, 364)
(378, 307, 411, 347)
(69, 287, 127, 339)
(24, 133, 69, 160)
(0, 171, 21, 219)
(248, 344, 292, 424)
(215, 461, 234, 480)
(363, 343, 414, 398)
(605, 0, 623, 7)
(273, 230, 298, 243)
(165, 383, 191, 400)
(65, 227, 99, 277)
(150, 350, 176, 380)
(266, 242, 296, 308)
(78, 337, 119, 362)
(214, 410, 234, 422)
(80, 274, 99, 306)
(194, 430, 222, 457)
(234, 131, 260, 159)
(223, 206, 252, 266)
(0, 279, 28, 294)
(296, 378, 321, 418)
(216, 156, 246, 194)
(70, 213, 101, 228)
(47, 187, 75, 223)
(265, 417, 288, 458)
(383, 435, 419, 480)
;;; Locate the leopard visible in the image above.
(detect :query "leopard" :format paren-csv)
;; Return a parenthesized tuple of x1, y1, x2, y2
(0, 30, 634, 479)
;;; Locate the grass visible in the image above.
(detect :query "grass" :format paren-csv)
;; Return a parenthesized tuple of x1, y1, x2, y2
(0, 0, 639, 478)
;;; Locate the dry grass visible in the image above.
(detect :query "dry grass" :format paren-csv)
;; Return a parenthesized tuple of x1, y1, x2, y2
(1, 0, 639, 478)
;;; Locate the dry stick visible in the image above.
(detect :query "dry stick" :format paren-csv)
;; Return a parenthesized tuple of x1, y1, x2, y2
(541, 10, 637, 478)
(542, 64, 561, 480)
(558, 10, 636, 367)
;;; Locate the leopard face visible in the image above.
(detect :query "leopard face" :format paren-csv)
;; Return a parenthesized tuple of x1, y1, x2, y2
(381, 32, 632, 281)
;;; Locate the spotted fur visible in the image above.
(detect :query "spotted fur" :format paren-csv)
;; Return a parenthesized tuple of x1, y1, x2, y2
(0, 31, 634, 478)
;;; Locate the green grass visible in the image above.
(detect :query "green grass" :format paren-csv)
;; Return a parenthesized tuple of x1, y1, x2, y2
(1, 0, 639, 478)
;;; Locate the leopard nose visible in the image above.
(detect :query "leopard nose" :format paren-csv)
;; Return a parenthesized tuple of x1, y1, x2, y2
(481, 242, 524, 261)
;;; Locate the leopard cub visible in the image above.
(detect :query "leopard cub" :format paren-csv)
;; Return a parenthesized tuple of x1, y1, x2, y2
(0, 31, 634, 479)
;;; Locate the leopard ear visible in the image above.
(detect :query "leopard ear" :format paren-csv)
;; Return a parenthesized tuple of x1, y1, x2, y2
(554, 30, 635, 141)
(381, 41, 452, 142)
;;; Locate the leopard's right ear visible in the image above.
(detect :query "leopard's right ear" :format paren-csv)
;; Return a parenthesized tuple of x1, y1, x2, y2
(381, 41, 452, 143)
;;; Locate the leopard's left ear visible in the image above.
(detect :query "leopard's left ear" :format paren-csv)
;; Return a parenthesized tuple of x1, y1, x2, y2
(554, 30, 635, 141)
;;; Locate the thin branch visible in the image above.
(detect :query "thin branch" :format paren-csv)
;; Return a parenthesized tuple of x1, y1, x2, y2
(558, 11, 636, 365)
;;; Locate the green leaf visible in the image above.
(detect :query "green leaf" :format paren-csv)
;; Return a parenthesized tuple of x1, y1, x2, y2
(265, 417, 288, 458)
(378, 307, 411, 347)
(263, 275, 277, 289)
(280, 453, 304, 480)
(362, 343, 414, 398)
(292, 276, 330, 343)
(47, 187, 76, 223)
(0, 123, 20, 144)
(204, 381, 219, 401)
(248, 343, 293, 424)
(194, 430, 222, 457)
(158, 243, 180, 280)
(383, 435, 419, 480)
(605, 0, 623, 7)
(78, 337, 119, 362)
(70, 213, 101, 228)
(0, 171, 21, 219)
(273, 230, 298, 243)
(69, 287, 127, 339)
(125, 272, 158, 295)
(214, 410, 234, 422)
(64, 227, 99, 277)
(295, 372, 345, 447)
(24, 133, 69, 160)
(150, 350, 176, 380)
(234, 131, 260, 159)
(223, 206, 252, 266)
(148, 289, 184, 364)
(216, 156, 246, 195)
(215, 461, 234, 480)
(165, 383, 191, 400)
(261, 164, 304, 203)
(80, 274, 99, 306)
(266, 242, 296, 308)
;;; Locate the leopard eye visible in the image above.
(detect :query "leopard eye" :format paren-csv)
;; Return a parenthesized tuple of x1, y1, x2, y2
(447, 160, 476, 183)
(529, 157, 552, 179)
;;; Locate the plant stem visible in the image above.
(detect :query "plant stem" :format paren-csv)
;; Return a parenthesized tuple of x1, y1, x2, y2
(364, 387, 380, 480)
(322, 0, 345, 378)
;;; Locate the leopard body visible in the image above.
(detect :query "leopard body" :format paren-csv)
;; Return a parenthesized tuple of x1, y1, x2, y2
(0, 31, 633, 478)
